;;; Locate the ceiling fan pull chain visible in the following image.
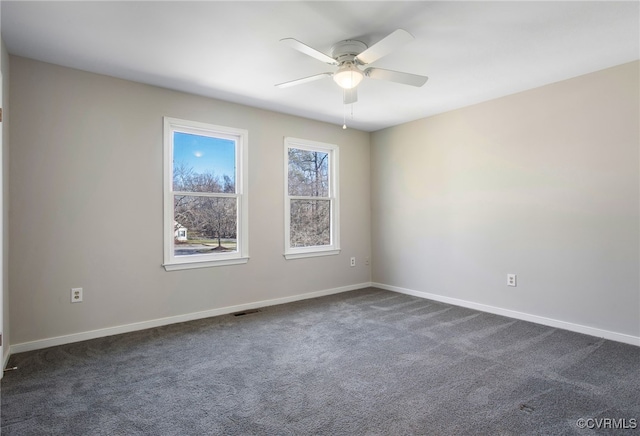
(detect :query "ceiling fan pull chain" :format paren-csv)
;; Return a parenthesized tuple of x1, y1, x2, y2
(343, 90, 347, 129)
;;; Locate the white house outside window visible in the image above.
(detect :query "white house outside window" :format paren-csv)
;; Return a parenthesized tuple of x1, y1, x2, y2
(284, 137, 340, 259)
(163, 117, 248, 271)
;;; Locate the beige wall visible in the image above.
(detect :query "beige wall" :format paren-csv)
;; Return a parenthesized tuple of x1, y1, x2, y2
(8, 56, 371, 346)
(7, 54, 639, 349)
(371, 61, 640, 338)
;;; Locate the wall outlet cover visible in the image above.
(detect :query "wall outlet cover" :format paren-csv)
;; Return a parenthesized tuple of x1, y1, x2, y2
(71, 288, 83, 303)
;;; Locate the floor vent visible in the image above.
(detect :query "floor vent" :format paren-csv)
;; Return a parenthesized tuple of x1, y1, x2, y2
(232, 309, 261, 317)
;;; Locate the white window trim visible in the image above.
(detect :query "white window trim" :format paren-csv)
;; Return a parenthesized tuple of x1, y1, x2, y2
(284, 137, 340, 260)
(163, 117, 249, 271)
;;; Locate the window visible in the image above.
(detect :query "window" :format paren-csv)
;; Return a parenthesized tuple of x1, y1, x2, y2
(284, 137, 340, 259)
(163, 117, 248, 271)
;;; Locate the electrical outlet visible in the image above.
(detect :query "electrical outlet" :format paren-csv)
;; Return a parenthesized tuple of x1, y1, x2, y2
(71, 288, 83, 303)
(507, 274, 517, 287)
(365, 257, 370, 266)
(350, 257, 356, 267)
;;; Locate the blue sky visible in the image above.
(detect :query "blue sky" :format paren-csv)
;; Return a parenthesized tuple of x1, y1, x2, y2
(173, 132, 236, 181)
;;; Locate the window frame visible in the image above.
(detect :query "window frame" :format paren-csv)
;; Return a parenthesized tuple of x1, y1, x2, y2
(163, 117, 249, 271)
(284, 137, 340, 260)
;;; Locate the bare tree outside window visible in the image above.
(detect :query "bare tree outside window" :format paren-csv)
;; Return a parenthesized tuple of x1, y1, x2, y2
(290, 199, 330, 247)
(172, 132, 237, 256)
(287, 148, 332, 248)
(164, 117, 248, 270)
(288, 148, 329, 197)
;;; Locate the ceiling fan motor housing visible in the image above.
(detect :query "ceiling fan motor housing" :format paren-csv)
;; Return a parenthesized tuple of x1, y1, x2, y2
(331, 40, 368, 64)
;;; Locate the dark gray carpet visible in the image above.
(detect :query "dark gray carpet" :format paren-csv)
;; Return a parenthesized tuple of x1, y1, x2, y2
(2, 287, 639, 435)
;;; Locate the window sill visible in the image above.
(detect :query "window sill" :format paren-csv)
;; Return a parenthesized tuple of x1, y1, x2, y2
(283, 249, 341, 260)
(163, 257, 249, 271)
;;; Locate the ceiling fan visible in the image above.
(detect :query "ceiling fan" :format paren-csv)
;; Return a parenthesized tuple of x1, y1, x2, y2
(275, 29, 428, 104)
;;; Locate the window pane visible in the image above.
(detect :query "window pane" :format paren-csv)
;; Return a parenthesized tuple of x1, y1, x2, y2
(173, 132, 236, 193)
(288, 148, 329, 197)
(174, 195, 237, 256)
(290, 199, 330, 247)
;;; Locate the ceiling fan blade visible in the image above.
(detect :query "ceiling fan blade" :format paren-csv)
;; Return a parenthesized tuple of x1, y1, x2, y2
(275, 72, 333, 88)
(355, 29, 414, 65)
(364, 67, 428, 87)
(280, 38, 338, 65)
(343, 88, 358, 104)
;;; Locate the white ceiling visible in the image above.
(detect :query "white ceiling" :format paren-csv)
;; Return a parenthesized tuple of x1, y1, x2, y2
(2, 1, 639, 132)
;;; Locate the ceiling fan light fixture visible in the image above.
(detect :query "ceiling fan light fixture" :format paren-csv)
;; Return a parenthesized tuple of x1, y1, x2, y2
(333, 63, 364, 89)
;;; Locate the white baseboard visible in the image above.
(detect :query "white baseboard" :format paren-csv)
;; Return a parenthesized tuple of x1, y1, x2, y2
(12, 281, 635, 356)
(10, 282, 372, 355)
(373, 282, 640, 347)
